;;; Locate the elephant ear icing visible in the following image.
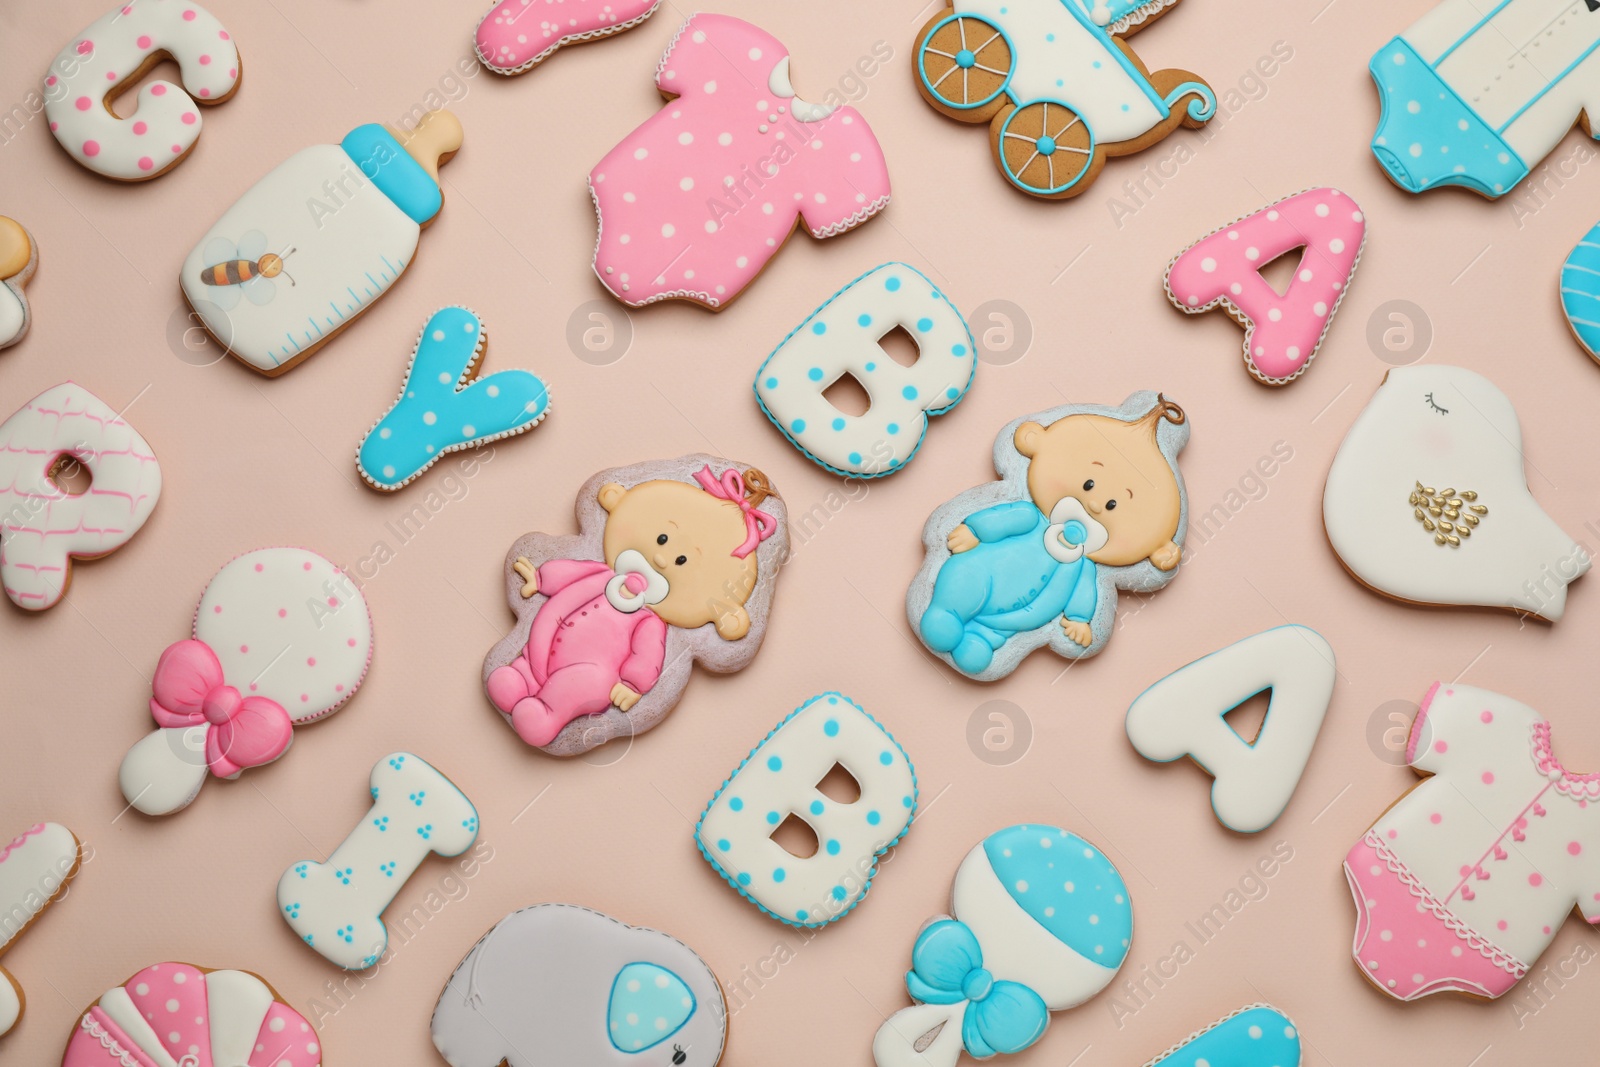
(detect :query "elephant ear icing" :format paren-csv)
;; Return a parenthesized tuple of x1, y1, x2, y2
(607, 963, 696, 1052)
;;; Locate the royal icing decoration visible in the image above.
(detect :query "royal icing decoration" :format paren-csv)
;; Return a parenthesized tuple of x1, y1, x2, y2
(0, 218, 36, 350)
(755, 263, 977, 478)
(431, 904, 727, 1066)
(1370, 0, 1600, 198)
(61, 963, 319, 1067)
(696, 693, 917, 928)
(1164, 188, 1366, 386)
(0, 382, 162, 612)
(1345, 683, 1600, 1001)
(0, 822, 80, 1038)
(908, 392, 1188, 680)
(43, 0, 240, 182)
(589, 14, 892, 310)
(357, 306, 550, 491)
(276, 752, 478, 970)
(1126, 626, 1336, 834)
(1140, 1004, 1301, 1067)
(476, 0, 662, 75)
(1324, 365, 1590, 619)
(872, 825, 1132, 1067)
(179, 110, 461, 375)
(118, 548, 373, 816)
(913, 0, 1216, 198)
(484, 456, 788, 756)
(1560, 220, 1600, 361)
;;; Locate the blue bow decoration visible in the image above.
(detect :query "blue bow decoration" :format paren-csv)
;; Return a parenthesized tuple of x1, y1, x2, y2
(904, 920, 1049, 1058)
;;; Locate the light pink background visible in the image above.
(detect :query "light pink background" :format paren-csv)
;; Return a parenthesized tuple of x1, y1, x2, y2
(3, 0, 1598, 1063)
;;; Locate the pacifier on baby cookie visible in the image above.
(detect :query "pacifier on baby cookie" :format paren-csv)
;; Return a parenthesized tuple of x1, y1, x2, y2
(605, 549, 671, 613)
(1043, 497, 1109, 564)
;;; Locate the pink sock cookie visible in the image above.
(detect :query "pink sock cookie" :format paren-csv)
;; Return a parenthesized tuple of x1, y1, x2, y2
(1165, 188, 1366, 386)
(43, 0, 241, 182)
(0, 822, 81, 1038)
(589, 14, 891, 310)
(118, 547, 374, 816)
(483, 455, 789, 756)
(61, 962, 320, 1065)
(0, 382, 162, 611)
(475, 0, 662, 75)
(1345, 682, 1600, 1001)
(0, 218, 37, 351)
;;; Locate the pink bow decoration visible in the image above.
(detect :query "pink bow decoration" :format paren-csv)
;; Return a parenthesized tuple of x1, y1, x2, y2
(693, 465, 778, 559)
(149, 639, 293, 778)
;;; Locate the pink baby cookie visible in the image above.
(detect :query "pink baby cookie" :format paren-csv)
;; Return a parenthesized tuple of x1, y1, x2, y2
(589, 13, 892, 310)
(63, 962, 320, 1066)
(43, 0, 241, 182)
(476, 0, 662, 75)
(118, 548, 373, 816)
(1164, 188, 1366, 386)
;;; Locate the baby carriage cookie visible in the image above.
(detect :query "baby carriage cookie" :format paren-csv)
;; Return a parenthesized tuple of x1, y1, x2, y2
(483, 455, 788, 756)
(0, 218, 36, 350)
(908, 391, 1189, 680)
(475, 0, 662, 75)
(914, 0, 1216, 198)
(0, 822, 81, 1038)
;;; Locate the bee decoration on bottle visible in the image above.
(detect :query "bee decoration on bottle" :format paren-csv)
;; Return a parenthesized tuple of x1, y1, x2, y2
(195, 230, 296, 310)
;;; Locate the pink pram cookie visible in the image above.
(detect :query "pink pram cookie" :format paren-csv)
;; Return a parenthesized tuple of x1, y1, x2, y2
(483, 455, 789, 756)
(118, 547, 374, 816)
(475, 0, 662, 75)
(589, 13, 892, 310)
(61, 962, 319, 1066)
(1345, 682, 1600, 1001)
(0, 822, 81, 1038)
(43, 0, 241, 181)
(1164, 188, 1366, 386)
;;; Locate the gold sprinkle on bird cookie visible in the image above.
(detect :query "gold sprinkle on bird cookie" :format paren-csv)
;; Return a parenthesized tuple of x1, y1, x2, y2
(1410, 482, 1487, 547)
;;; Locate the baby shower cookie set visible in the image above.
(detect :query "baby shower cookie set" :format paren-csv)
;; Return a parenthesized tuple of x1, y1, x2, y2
(5, 0, 1598, 1063)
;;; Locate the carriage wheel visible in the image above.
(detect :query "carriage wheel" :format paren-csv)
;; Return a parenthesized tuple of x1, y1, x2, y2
(997, 101, 1096, 196)
(918, 15, 1013, 112)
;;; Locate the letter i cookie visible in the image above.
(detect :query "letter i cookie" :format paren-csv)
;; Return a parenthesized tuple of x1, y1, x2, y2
(0, 822, 82, 1038)
(1164, 188, 1366, 386)
(0, 218, 36, 351)
(44, 0, 241, 181)
(277, 752, 478, 969)
(475, 0, 662, 75)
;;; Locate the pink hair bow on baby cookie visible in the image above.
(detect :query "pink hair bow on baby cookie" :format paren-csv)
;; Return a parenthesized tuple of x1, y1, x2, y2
(694, 465, 779, 559)
(148, 639, 294, 778)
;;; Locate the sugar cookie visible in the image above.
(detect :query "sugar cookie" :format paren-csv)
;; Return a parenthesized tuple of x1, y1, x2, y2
(0, 822, 81, 1038)
(696, 692, 917, 927)
(43, 0, 241, 181)
(1164, 188, 1366, 386)
(1126, 625, 1336, 833)
(0, 382, 162, 611)
(61, 962, 319, 1066)
(1345, 682, 1600, 1001)
(908, 391, 1189, 680)
(484, 456, 788, 756)
(1140, 1004, 1300, 1066)
(872, 824, 1132, 1066)
(1560, 220, 1600, 362)
(589, 14, 891, 310)
(755, 263, 977, 477)
(180, 109, 462, 375)
(357, 306, 550, 491)
(1323, 365, 1589, 619)
(277, 752, 479, 970)
(431, 903, 726, 1066)
(118, 547, 374, 816)
(0, 218, 37, 351)
(475, 0, 662, 75)
(913, 0, 1216, 198)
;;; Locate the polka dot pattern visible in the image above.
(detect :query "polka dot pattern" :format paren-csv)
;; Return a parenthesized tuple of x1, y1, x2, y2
(981, 825, 1132, 967)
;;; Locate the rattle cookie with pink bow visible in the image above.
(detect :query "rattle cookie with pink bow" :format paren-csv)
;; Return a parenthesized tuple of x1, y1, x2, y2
(118, 547, 373, 816)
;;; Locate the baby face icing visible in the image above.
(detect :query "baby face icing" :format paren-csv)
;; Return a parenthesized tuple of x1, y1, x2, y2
(598, 477, 764, 639)
(1016, 407, 1184, 571)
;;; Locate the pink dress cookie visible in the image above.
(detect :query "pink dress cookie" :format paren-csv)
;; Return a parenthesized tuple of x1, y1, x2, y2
(589, 14, 892, 310)
(475, 0, 662, 75)
(1345, 682, 1600, 1001)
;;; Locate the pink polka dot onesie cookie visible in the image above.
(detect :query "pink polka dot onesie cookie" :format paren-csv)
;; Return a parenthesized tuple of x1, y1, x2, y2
(589, 14, 892, 310)
(1345, 682, 1600, 1001)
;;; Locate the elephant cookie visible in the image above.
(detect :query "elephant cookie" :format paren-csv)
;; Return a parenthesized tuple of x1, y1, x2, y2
(475, 0, 662, 75)
(0, 217, 36, 350)
(0, 822, 81, 1038)
(61, 962, 319, 1066)
(483, 455, 788, 756)
(1323, 365, 1590, 619)
(908, 391, 1189, 680)
(431, 904, 726, 1066)
(118, 547, 374, 816)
